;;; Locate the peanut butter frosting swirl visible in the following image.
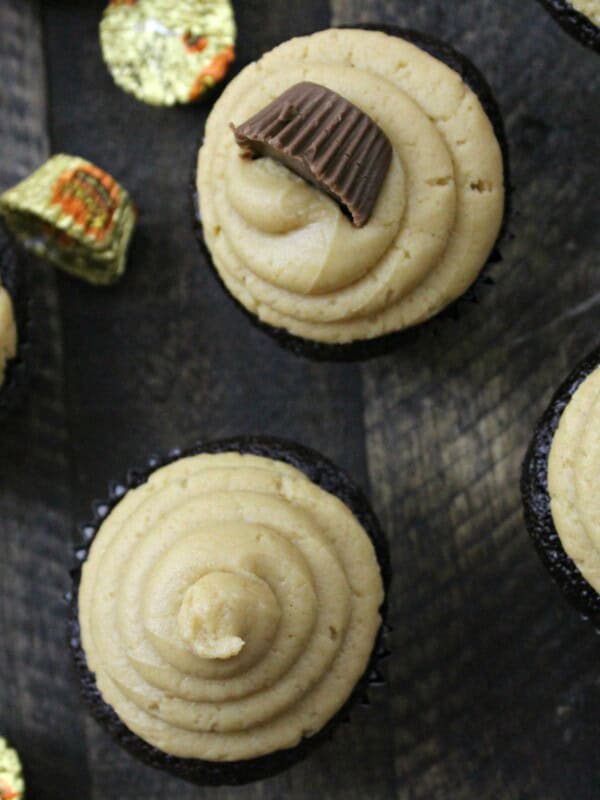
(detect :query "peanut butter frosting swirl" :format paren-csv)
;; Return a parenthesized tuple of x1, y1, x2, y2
(79, 452, 384, 761)
(0, 285, 16, 388)
(549, 365, 600, 594)
(196, 28, 504, 343)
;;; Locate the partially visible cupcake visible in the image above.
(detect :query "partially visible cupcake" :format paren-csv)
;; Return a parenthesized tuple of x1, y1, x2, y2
(70, 437, 389, 785)
(0, 273, 17, 389)
(0, 237, 27, 419)
(537, 0, 600, 52)
(522, 347, 600, 619)
(194, 27, 507, 360)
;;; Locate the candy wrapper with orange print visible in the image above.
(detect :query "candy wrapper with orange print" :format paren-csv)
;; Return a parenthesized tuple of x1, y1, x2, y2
(100, 0, 236, 106)
(0, 736, 24, 800)
(0, 155, 136, 285)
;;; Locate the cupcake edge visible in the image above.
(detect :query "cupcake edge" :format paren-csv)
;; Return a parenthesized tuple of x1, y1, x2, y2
(0, 238, 29, 420)
(192, 24, 511, 362)
(68, 435, 391, 786)
(536, 0, 600, 53)
(521, 346, 600, 620)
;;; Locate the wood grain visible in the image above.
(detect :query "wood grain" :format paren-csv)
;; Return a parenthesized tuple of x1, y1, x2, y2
(0, 2, 92, 799)
(43, 1, 383, 798)
(331, 2, 600, 798)
(0, 0, 599, 798)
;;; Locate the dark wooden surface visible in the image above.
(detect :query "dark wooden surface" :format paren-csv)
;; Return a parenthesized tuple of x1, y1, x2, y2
(0, 1, 599, 798)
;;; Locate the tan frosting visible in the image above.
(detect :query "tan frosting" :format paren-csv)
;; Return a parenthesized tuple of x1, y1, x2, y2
(197, 29, 504, 343)
(570, 0, 600, 26)
(0, 285, 16, 387)
(548, 364, 600, 593)
(78, 452, 384, 761)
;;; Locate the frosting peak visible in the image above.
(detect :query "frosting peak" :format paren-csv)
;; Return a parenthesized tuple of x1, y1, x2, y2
(177, 570, 281, 660)
(79, 452, 384, 761)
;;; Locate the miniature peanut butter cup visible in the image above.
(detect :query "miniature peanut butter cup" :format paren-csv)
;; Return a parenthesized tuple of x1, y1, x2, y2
(100, 0, 237, 106)
(0, 155, 136, 286)
(0, 736, 25, 800)
(232, 82, 393, 228)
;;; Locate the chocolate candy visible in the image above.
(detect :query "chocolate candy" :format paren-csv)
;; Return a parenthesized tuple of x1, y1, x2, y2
(100, 0, 236, 106)
(0, 737, 24, 800)
(0, 155, 136, 285)
(232, 82, 392, 228)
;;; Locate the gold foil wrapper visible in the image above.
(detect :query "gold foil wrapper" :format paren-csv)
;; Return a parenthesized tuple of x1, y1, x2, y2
(0, 737, 24, 800)
(0, 155, 136, 286)
(100, 0, 236, 106)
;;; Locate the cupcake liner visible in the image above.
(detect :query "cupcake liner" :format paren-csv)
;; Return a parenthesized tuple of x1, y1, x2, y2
(192, 25, 511, 362)
(0, 234, 30, 420)
(68, 435, 391, 786)
(521, 346, 600, 621)
(536, 0, 600, 53)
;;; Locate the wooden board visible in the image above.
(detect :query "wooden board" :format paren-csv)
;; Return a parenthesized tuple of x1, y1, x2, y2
(0, 0, 599, 798)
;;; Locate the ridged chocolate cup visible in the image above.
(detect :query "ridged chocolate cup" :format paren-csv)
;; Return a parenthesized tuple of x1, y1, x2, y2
(536, 0, 600, 53)
(192, 25, 510, 362)
(0, 234, 29, 420)
(232, 81, 393, 228)
(521, 347, 600, 621)
(68, 436, 391, 786)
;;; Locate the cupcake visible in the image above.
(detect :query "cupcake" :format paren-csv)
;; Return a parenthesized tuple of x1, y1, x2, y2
(70, 437, 389, 785)
(0, 237, 27, 419)
(194, 27, 507, 360)
(522, 347, 600, 619)
(537, 0, 600, 53)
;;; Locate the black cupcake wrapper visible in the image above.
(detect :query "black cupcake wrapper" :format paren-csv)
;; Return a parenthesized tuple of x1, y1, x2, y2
(191, 24, 511, 362)
(536, 0, 600, 53)
(0, 236, 30, 420)
(521, 346, 600, 621)
(68, 435, 391, 786)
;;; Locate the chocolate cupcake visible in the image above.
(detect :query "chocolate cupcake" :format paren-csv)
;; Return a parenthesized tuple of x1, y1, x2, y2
(522, 347, 600, 620)
(70, 437, 390, 785)
(194, 27, 508, 360)
(537, 0, 600, 53)
(0, 236, 28, 419)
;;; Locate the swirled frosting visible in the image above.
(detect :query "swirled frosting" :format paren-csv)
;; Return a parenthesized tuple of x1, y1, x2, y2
(0, 285, 16, 388)
(548, 364, 600, 594)
(78, 451, 384, 761)
(196, 28, 504, 343)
